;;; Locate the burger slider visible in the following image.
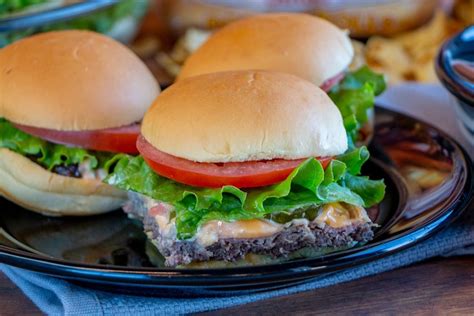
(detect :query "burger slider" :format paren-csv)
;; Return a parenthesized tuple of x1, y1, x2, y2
(0, 30, 160, 216)
(177, 13, 386, 146)
(105, 71, 385, 267)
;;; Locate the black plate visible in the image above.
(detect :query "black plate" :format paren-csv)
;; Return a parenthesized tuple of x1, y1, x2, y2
(0, 107, 472, 296)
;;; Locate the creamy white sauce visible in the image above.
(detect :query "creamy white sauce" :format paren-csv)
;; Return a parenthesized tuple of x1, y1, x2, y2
(197, 219, 282, 247)
(78, 160, 106, 181)
(315, 203, 370, 228)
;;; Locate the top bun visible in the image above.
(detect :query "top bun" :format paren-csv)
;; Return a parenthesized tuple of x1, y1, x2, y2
(142, 70, 347, 163)
(0, 30, 160, 131)
(178, 13, 354, 85)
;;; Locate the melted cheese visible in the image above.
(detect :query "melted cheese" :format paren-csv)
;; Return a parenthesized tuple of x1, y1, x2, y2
(197, 219, 282, 246)
(315, 203, 370, 228)
(150, 202, 371, 246)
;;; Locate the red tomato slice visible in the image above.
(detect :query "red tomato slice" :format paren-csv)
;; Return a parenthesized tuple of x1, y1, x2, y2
(320, 72, 345, 92)
(137, 135, 332, 188)
(14, 123, 140, 154)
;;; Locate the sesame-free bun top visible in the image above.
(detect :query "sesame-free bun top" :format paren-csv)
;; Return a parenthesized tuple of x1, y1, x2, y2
(178, 13, 354, 85)
(142, 70, 347, 163)
(0, 30, 160, 131)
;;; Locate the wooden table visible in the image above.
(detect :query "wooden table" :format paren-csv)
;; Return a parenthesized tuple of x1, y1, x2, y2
(1, 257, 473, 315)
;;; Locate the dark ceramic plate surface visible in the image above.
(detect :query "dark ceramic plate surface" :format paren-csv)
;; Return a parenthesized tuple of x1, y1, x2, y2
(0, 107, 472, 296)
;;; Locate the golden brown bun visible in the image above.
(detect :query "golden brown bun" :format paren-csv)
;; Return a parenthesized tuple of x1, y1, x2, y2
(178, 13, 353, 85)
(0, 149, 126, 216)
(142, 70, 347, 163)
(0, 30, 160, 131)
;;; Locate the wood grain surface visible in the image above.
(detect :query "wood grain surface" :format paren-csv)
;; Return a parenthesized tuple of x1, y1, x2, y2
(1, 257, 473, 315)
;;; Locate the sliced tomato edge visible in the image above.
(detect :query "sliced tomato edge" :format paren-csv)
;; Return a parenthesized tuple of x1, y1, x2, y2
(13, 123, 141, 154)
(138, 135, 332, 188)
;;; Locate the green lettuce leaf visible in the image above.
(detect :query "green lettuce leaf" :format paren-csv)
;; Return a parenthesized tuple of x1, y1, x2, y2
(0, 0, 47, 16)
(44, 0, 148, 34)
(0, 0, 148, 47)
(337, 66, 386, 96)
(330, 66, 386, 143)
(0, 118, 112, 170)
(105, 147, 385, 240)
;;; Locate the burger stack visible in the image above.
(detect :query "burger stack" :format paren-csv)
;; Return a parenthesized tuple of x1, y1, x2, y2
(0, 13, 386, 267)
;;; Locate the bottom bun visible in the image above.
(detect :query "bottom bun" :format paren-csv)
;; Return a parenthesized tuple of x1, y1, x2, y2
(0, 148, 126, 216)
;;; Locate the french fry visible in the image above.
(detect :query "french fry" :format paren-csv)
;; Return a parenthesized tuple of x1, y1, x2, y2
(365, 11, 463, 84)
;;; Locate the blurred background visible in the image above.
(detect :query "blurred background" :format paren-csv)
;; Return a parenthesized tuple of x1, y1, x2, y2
(0, 0, 472, 86)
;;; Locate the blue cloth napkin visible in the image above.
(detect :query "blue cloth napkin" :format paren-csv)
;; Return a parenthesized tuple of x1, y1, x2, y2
(2, 209, 473, 315)
(1, 84, 473, 315)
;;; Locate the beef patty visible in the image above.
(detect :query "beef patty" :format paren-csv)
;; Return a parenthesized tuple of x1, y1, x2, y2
(125, 193, 374, 267)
